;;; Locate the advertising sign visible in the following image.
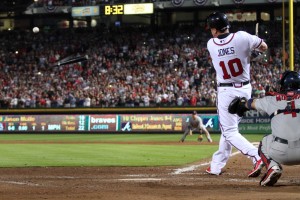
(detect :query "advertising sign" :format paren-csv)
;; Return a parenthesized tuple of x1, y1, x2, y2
(0, 113, 220, 133)
(72, 6, 99, 17)
(118, 114, 220, 132)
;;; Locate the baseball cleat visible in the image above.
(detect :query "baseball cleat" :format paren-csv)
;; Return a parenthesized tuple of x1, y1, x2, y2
(260, 165, 282, 186)
(205, 167, 221, 176)
(248, 159, 264, 177)
(208, 138, 213, 143)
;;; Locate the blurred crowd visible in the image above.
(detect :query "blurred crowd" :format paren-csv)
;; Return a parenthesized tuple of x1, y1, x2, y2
(33, 0, 150, 7)
(34, 0, 101, 7)
(0, 22, 299, 108)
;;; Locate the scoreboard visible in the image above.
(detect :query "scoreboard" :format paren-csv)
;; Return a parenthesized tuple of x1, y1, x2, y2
(103, 3, 154, 15)
(0, 114, 220, 133)
(0, 115, 116, 132)
(104, 5, 124, 15)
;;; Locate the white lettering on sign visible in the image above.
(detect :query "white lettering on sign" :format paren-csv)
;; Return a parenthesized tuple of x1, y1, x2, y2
(91, 117, 115, 123)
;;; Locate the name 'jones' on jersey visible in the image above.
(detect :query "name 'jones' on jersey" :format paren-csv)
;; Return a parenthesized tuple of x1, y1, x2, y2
(218, 47, 235, 57)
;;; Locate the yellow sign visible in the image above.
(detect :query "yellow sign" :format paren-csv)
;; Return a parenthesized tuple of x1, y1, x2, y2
(124, 3, 153, 15)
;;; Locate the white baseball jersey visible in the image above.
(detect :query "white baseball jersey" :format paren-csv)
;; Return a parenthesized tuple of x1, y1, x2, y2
(207, 31, 263, 84)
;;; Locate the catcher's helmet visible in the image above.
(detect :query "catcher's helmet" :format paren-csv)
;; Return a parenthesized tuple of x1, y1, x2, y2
(206, 12, 230, 32)
(278, 71, 300, 93)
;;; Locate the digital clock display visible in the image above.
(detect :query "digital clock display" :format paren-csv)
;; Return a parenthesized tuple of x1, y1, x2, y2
(104, 5, 124, 15)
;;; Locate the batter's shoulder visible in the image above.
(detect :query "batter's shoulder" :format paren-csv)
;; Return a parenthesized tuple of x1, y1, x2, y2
(207, 38, 214, 50)
(235, 30, 251, 36)
(207, 38, 214, 45)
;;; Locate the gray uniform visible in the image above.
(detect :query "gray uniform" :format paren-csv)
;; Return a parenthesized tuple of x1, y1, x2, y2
(180, 116, 210, 142)
(188, 116, 205, 131)
(255, 95, 300, 168)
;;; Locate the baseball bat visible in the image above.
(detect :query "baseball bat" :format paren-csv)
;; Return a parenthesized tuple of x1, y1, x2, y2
(255, 22, 259, 36)
(251, 22, 261, 61)
(55, 55, 88, 66)
(252, 22, 265, 62)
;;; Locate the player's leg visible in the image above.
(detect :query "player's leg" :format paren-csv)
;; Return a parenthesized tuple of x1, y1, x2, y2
(201, 126, 212, 142)
(207, 134, 232, 175)
(259, 135, 283, 186)
(218, 86, 262, 176)
(180, 128, 190, 142)
(259, 134, 280, 169)
(220, 108, 263, 176)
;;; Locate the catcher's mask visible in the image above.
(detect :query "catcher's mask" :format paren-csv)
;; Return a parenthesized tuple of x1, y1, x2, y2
(277, 70, 300, 93)
(206, 12, 230, 32)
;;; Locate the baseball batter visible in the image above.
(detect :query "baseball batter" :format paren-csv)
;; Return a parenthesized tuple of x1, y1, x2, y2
(205, 12, 268, 176)
(229, 71, 300, 186)
(180, 111, 213, 143)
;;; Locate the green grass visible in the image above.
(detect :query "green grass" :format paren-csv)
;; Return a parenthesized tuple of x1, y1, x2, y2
(0, 133, 265, 168)
(0, 133, 264, 142)
(0, 144, 217, 167)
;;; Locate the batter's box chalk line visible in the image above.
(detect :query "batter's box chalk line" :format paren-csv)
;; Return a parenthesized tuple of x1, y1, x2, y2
(172, 142, 259, 175)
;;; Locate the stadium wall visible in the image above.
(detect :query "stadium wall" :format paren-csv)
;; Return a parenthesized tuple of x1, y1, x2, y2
(0, 108, 270, 134)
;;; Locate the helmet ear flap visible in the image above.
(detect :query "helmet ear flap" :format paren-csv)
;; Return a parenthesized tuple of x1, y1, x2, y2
(279, 71, 289, 87)
(278, 71, 290, 92)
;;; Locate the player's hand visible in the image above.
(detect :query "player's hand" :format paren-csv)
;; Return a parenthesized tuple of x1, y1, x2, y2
(251, 50, 264, 62)
(251, 50, 261, 58)
(228, 97, 249, 117)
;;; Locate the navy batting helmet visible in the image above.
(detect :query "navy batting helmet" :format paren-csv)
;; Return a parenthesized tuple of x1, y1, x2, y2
(206, 12, 230, 32)
(278, 71, 300, 93)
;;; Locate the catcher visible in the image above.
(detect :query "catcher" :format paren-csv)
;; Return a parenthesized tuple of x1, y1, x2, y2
(179, 111, 213, 143)
(228, 71, 300, 186)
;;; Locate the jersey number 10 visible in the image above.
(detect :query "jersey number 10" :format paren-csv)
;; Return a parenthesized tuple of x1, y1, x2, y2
(219, 58, 243, 79)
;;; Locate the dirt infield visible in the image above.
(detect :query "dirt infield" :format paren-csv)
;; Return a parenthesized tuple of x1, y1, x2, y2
(0, 141, 300, 200)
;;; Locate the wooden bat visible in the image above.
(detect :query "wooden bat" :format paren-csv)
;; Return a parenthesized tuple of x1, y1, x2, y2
(54, 55, 88, 66)
(255, 22, 259, 36)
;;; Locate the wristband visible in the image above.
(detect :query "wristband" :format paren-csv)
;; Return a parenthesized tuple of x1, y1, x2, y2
(247, 98, 254, 110)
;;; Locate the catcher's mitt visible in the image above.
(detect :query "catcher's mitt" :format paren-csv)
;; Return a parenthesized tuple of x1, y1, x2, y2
(197, 135, 203, 142)
(228, 97, 249, 117)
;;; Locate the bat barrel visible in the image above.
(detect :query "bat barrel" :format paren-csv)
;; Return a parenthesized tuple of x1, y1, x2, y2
(56, 55, 88, 66)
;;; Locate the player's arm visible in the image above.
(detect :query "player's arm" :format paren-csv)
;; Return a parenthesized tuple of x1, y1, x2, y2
(228, 96, 271, 117)
(256, 40, 268, 52)
(245, 98, 257, 110)
(243, 30, 268, 52)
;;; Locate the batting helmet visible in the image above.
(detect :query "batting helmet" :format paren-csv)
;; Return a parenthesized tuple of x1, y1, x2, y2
(278, 71, 300, 93)
(206, 12, 230, 32)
